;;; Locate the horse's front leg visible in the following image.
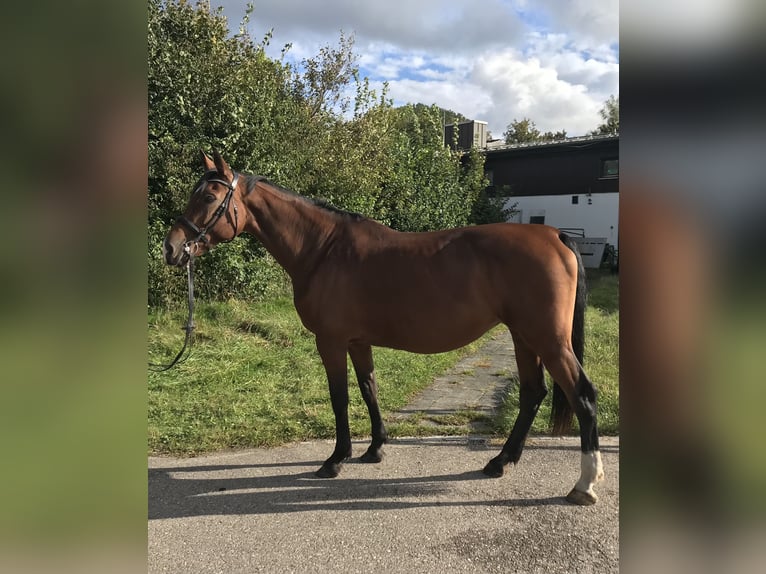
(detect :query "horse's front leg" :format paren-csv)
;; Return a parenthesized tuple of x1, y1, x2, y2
(315, 337, 352, 478)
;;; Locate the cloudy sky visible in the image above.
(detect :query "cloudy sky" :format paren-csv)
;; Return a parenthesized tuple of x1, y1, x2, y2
(213, 0, 618, 138)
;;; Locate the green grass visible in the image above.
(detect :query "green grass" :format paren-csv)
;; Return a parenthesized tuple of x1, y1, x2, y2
(149, 270, 619, 454)
(581, 270, 619, 433)
(148, 298, 487, 455)
(493, 269, 619, 436)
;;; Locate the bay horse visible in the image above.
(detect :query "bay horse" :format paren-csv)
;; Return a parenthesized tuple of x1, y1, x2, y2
(163, 151, 604, 505)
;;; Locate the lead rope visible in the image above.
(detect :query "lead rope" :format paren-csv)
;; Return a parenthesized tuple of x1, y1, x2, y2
(149, 247, 196, 372)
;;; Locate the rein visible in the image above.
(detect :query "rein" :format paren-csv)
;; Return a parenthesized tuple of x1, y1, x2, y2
(150, 170, 251, 372)
(149, 248, 197, 372)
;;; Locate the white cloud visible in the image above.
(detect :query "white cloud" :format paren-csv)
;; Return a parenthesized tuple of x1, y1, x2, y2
(382, 77, 494, 121)
(472, 51, 604, 136)
(217, 0, 527, 53)
(359, 51, 430, 80)
(212, 0, 618, 136)
(525, 33, 619, 103)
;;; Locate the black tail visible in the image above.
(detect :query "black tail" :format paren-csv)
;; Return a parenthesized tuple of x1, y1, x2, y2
(551, 232, 587, 435)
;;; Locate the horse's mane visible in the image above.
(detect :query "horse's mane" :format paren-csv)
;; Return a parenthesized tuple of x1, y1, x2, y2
(244, 173, 367, 222)
(310, 197, 367, 222)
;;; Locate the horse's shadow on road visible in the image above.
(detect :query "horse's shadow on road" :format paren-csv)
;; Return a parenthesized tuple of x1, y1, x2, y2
(149, 455, 573, 520)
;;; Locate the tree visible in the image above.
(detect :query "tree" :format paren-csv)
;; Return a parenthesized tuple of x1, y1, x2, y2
(503, 117, 567, 144)
(471, 192, 517, 225)
(291, 31, 358, 119)
(541, 129, 568, 141)
(503, 117, 541, 144)
(380, 103, 486, 232)
(438, 106, 470, 127)
(591, 95, 619, 135)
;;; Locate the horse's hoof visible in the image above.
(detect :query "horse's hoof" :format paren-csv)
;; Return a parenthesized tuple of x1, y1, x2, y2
(315, 462, 342, 478)
(359, 448, 383, 463)
(566, 488, 597, 506)
(482, 458, 505, 478)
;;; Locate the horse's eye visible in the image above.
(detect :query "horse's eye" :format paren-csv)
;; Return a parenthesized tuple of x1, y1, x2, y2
(204, 194, 217, 204)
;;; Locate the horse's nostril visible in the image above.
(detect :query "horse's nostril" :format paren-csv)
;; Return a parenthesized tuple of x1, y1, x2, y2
(163, 238, 177, 265)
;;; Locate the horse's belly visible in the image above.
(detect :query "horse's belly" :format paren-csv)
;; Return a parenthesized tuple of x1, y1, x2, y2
(362, 307, 499, 354)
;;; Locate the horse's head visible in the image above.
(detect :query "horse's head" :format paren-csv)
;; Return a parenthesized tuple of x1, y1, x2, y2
(163, 151, 246, 266)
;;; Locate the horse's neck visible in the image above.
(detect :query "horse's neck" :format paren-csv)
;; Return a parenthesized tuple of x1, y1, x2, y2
(243, 184, 338, 279)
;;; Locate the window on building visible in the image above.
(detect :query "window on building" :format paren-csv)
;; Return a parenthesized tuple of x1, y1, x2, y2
(529, 215, 546, 224)
(602, 158, 619, 178)
(572, 195, 579, 204)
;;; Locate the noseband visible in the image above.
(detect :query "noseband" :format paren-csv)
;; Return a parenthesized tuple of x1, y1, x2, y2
(176, 171, 241, 252)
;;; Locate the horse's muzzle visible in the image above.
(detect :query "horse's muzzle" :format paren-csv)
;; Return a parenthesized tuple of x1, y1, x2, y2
(163, 237, 189, 267)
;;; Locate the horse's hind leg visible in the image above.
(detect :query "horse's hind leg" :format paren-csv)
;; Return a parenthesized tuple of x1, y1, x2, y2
(543, 347, 604, 505)
(349, 342, 387, 463)
(483, 334, 547, 477)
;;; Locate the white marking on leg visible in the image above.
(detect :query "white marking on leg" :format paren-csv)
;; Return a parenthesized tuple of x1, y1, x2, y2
(574, 450, 604, 497)
(595, 450, 604, 481)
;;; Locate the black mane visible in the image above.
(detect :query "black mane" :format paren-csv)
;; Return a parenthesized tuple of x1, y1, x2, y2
(309, 197, 367, 222)
(243, 173, 367, 222)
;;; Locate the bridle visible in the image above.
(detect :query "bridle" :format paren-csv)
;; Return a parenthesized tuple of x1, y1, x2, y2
(176, 170, 241, 253)
(149, 170, 241, 372)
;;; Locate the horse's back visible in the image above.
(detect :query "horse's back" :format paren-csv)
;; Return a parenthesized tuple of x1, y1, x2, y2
(355, 220, 565, 261)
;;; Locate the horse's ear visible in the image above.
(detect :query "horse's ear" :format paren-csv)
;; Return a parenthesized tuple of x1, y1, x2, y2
(200, 150, 215, 172)
(212, 150, 232, 178)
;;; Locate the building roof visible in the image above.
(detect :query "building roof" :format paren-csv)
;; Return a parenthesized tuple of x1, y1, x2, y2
(485, 133, 618, 153)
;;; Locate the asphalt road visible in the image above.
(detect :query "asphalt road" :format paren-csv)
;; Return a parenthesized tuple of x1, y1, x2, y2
(149, 435, 618, 573)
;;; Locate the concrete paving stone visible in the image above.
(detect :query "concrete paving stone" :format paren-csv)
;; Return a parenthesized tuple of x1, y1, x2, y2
(392, 330, 517, 427)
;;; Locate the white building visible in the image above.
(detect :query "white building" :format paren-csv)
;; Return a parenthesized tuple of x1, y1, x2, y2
(483, 134, 619, 267)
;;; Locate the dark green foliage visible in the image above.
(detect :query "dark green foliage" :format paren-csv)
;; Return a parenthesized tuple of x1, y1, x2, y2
(148, 1, 487, 306)
(379, 104, 486, 231)
(503, 117, 567, 144)
(471, 193, 517, 225)
(590, 95, 619, 136)
(406, 103, 469, 127)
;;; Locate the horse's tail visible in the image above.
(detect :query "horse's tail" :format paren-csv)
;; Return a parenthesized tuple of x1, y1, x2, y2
(550, 232, 587, 435)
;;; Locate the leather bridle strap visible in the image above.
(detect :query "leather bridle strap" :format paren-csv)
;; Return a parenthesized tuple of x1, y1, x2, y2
(176, 171, 241, 250)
